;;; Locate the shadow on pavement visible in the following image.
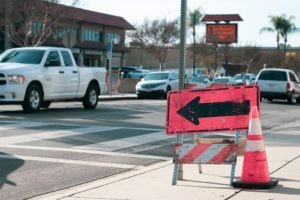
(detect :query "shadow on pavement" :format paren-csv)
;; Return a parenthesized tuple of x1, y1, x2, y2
(0, 152, 25, 189)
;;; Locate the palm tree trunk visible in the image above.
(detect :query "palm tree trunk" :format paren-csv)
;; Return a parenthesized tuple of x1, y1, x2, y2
(276, 32, 280, 51)
(193, 26, 196, 75)
(284, 36, 287, 60)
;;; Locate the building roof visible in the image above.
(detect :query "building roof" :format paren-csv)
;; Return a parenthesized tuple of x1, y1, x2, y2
(201, 14, 243, 22)
(61, 4, 135, 30)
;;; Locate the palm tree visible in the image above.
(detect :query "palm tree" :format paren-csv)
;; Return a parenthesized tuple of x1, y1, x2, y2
(280, 15, 299, 56)
(260, 15, 285, 51)
(188, 9, 203, 75)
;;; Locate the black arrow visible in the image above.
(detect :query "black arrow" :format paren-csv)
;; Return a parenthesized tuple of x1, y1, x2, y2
(177, 97, 250, 125)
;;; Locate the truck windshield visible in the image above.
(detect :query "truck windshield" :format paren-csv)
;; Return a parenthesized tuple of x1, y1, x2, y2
(0, 50, 45, 64)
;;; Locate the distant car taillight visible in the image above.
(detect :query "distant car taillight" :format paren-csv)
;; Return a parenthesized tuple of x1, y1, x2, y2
(286, 82, 291, 90)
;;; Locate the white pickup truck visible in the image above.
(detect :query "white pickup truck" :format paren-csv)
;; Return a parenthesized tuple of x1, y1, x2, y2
(0, 47, 106, 112)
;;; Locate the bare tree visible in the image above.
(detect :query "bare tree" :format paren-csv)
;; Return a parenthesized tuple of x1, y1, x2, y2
(0, 0, 78, 47)
(129, 18, 180, 70)
(227, 46, 262, 73)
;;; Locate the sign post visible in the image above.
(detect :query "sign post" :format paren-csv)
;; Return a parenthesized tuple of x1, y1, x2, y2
(106, 40, 113, 96)
(172, 0, 187, 185)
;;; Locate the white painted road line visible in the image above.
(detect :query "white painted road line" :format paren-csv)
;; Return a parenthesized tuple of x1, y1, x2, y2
(0, 121, 47, 131)
(0, 144, 170, 160)
(0, 154, 142, 169)
(76, 131, 172, 151)
(0, 126, 120, 145)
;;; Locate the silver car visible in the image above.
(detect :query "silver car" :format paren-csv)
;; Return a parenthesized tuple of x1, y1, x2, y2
(256, 68, 300, 103)
(135, 71, 179, 99)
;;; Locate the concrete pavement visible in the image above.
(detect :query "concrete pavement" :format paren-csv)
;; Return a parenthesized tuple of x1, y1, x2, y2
(28, 95, 300, 200)
(29, 120, 300, 200)
(30, 146, 300, 200)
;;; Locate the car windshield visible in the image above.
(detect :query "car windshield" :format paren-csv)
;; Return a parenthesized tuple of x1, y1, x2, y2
(0, 50, 45, 64)
(144, 73, 169, 81)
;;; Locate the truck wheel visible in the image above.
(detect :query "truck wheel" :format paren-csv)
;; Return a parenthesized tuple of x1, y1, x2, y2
(82, 84, 99, 109)
(22, 84, 42, 113)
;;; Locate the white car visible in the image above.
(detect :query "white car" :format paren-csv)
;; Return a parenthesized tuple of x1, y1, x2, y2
(135, 71, 179, 99)
(233, 73, 256, 85)
(211, 76, 234, 86)
(186, 76, 210, 89)
(256, 68, 300, 103)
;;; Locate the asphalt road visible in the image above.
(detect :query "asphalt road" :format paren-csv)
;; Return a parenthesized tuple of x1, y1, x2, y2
(0, 99, 299, 200)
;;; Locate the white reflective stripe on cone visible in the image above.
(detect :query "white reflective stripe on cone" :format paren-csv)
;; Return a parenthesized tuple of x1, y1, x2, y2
(245, 140, 265, 152)
(248, 118, 262, 136)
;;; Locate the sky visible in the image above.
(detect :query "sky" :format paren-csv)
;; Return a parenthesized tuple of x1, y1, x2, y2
(74, 0, 300, 47)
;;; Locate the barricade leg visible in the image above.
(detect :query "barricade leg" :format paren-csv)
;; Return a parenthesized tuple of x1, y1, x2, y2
(193, 134, 202, 174)
(172, 134, 184, 185)
(230, 131, 240, 186)
(172, 163, 179, 185)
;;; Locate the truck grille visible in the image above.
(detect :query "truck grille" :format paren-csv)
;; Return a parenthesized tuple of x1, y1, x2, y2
(0, 73, 7, 85)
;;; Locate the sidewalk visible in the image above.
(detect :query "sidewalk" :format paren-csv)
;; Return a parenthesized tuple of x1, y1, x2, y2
(31, 145, 300, 200)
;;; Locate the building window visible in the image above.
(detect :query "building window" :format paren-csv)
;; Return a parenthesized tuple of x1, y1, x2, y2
(55, 27, 77, 39)
(32, 22, 42, 35)
(107, 32, 120, 44)
(83, 29, 102, 42)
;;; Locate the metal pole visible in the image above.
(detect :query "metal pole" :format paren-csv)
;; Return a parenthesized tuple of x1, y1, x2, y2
(172, 0, 187, 184)
(108, 39, 113, 96)
(230, 130, 240, 186)
(179, 0, 187, 90)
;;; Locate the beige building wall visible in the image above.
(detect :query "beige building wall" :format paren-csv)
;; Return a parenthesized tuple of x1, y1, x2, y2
(126, 47, 195, 72)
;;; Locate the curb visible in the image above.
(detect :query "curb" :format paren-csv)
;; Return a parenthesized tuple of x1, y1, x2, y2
(98, 95, 137, 101)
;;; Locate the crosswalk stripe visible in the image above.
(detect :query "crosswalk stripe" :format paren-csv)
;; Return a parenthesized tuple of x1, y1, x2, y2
(76, 131, 174, 151)
(0, 144, 170, 160)
(0, 126, 120, 145)
(0, 154, 142, 169)
(0, 121, 47, 131)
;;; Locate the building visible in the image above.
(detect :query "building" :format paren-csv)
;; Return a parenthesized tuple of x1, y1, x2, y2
(0, 3, 135, 67)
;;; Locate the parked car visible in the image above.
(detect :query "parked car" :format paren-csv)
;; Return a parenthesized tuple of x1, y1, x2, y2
(0, 47, 105, 112)
(255, 68, 300, 103)
(233, 73, 256, 85)
(127, 69, 150, 79)
(186, 75, 211, 89)
(135, 71, 179, 99)
(211, 76, 234, 86)
(119, 66, 140, 77)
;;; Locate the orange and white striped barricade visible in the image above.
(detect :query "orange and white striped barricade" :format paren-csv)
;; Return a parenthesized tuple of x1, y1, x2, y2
(166, 85, 260, 186)
(173, 131, 240, 186)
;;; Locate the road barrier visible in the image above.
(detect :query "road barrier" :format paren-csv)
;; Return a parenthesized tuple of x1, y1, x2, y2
(166, 85, 260, 186)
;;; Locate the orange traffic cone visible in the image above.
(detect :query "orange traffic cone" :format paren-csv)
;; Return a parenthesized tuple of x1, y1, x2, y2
(233, 106, 278, 189)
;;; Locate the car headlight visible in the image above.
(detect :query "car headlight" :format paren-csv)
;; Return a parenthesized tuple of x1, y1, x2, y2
(7, 74, 26, 84)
